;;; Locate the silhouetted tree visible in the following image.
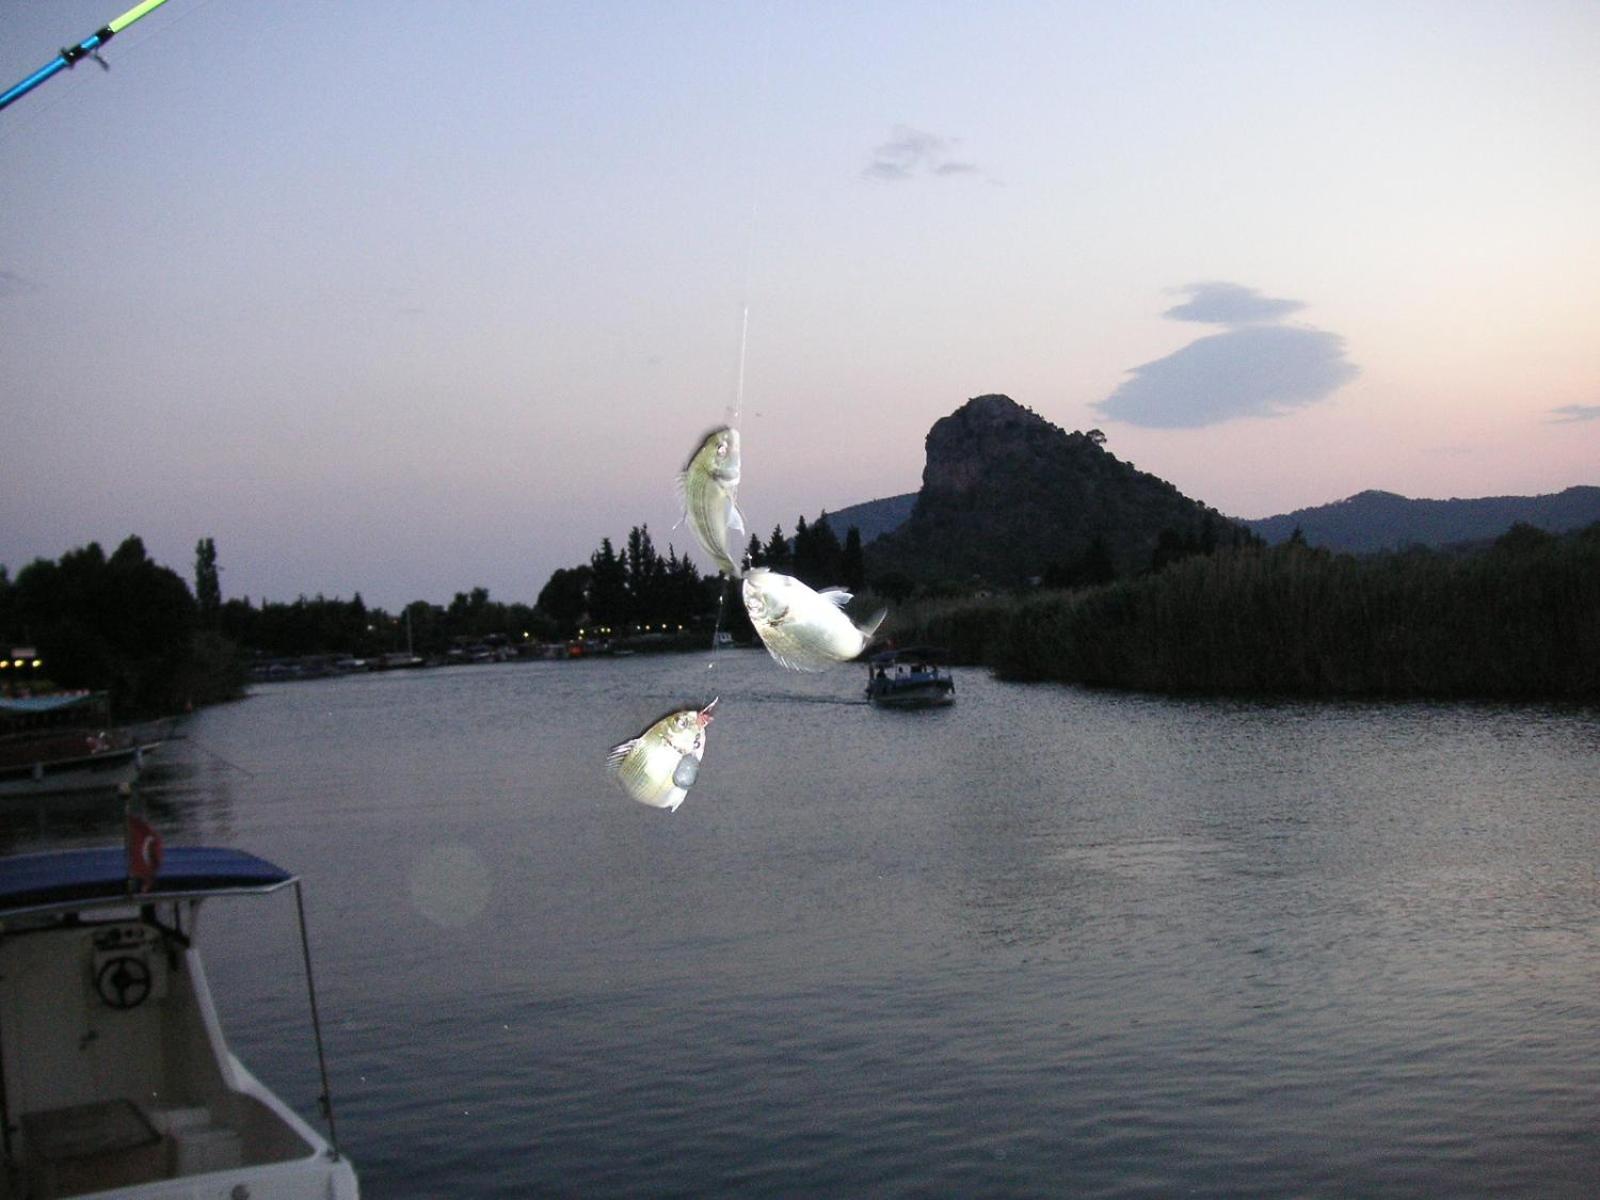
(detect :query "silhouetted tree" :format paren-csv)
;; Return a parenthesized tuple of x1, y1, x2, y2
(537, 566, 592, 635)
(587, 539, 627, 628)
(3, 536, 198, 714)
(624, 525, 667, 623)
(794, 516, 844, 588)
(194, 537, 222, 627)
(841, 527, 866, 592)
(763, 525, 792, 572)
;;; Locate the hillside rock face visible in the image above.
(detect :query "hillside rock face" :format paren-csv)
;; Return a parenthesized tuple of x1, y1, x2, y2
(867, 394, 1246, 585)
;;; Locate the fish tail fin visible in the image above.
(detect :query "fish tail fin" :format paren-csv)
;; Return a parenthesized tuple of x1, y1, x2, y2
(723, 502, 747, 578)
(859, 606, 888, 641)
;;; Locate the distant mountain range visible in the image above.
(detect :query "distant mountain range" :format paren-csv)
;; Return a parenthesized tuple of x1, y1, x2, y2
(1239, 487, 1600, 552)
(818, 399, 1598, 568)
(818, 493, 918, 546)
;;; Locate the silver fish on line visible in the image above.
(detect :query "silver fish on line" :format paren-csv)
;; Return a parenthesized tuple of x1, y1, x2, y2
(606, 699, 718, 812)
(678, 426, 746, 578)
(742, 568, 885, 672)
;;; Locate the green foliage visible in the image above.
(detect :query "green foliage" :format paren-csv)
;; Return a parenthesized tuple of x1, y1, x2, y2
(886, 524, 1600, 700)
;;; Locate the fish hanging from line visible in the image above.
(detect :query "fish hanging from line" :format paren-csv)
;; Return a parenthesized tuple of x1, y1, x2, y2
(606, 699, 718, 812)
(678, 426, 746, 578)
(742, 568, 886, 672)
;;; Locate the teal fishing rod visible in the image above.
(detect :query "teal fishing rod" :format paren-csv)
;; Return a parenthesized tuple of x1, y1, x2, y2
(0, 0, 174, 113)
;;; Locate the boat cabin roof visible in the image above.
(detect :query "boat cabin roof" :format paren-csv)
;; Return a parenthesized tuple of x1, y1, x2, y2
(867, 645, 950, 666)
(0, 846, 295, 919)
(0, 692, 108, 717)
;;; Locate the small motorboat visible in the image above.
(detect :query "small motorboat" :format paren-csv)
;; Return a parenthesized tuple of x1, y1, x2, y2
(0, 842, 358, 1198)
(865, 646, 956, 709)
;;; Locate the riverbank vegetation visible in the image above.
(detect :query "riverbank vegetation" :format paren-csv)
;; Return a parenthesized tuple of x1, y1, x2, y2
(0, 536, 241, 716)
(8, 519, 1593, 714)
(0, 524, 739, 715)
(885, 523, 1600, 700)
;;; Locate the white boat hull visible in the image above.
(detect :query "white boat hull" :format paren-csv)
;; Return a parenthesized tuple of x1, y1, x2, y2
(0, 853, 357, 1199)
(0, 746, 148, 799)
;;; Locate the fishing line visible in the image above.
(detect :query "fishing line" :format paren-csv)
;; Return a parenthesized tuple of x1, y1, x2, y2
(707, 1, 777, 674)
(182, 735, 258, 778)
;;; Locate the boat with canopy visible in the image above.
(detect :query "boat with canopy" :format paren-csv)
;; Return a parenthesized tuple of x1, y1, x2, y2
(0, 844, 357, 1198)
(864, 646, 957, 709)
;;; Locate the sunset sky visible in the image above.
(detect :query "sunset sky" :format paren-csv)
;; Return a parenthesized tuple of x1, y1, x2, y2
(4, 1, 1597, 610)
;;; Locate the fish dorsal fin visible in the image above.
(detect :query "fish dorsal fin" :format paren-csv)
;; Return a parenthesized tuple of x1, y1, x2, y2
(605, 739, 639, 770)
(820, 588, 853, 608)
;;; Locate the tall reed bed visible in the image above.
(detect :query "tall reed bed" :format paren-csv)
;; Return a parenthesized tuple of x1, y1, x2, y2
(883, 525, 1600, 699)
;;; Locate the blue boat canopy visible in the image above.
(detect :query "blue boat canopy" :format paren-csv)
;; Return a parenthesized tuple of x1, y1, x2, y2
(0, 692, 105, 716)
(0, 847, 295, 917)
(867, 646, 950, 665)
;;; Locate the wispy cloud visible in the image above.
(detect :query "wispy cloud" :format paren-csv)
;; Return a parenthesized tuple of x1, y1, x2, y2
(1162, 281, 1304, 326)
(0, 269, 40, 299)
(863, 125, 987, 183)
(1095, 280, 1358, 428)
(1094, 325, 1359, 428)
(1547, 404, 1600, 423)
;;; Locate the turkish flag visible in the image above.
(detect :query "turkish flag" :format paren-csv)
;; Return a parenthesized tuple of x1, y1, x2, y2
(126, 814, 163, 893)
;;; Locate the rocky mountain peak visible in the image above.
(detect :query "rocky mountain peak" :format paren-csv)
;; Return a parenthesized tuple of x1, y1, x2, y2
(869, 393, 1246, 585)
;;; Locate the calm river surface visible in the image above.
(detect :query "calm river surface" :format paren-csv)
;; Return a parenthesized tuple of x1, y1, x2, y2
(5, 654, 1598, 1197)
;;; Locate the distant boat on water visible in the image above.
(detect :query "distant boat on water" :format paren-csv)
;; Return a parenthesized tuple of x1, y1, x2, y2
(865, 647, 956, 709)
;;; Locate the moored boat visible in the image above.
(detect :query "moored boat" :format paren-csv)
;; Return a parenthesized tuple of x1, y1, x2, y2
(0, 695, 161, 800)
(865, 646, 956, 708)
(0, 843, 358, 1198)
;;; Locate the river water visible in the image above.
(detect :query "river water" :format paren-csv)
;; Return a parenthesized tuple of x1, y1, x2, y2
(4, 653, 1597, 1197)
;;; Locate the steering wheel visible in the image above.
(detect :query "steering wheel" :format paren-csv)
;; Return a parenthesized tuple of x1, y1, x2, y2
(95, 955, 153, 1009)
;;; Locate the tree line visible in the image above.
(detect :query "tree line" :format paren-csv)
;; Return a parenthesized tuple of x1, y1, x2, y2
(886, 522, 1600, 700)
(0, 515, 869, 715)
(0, 536, 237, 716)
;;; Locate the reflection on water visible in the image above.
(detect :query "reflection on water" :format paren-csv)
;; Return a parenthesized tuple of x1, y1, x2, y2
(4, 656, 1597, 1198)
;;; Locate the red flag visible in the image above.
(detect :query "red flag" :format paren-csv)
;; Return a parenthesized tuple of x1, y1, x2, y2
(126, 814, 163, 893)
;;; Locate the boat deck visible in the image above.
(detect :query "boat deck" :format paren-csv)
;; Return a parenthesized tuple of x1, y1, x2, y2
(0, 850, 354, 1199)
